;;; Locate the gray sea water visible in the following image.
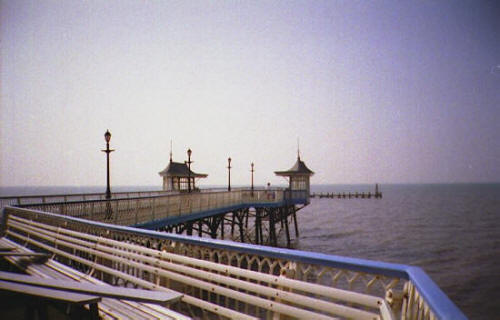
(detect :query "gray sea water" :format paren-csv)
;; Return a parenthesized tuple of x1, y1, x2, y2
(1, 183, 498, 318)
(302, 184, 500, 319)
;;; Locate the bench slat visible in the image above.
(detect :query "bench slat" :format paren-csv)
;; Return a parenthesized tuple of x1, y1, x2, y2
(0, 280, 101, 305)
(0, 252, 49, 257)
(0, 271, 182, 304)
(0, 238, 190, 320)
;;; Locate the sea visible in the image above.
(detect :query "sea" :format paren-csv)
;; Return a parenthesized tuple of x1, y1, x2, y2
(1, 183, 499, 319)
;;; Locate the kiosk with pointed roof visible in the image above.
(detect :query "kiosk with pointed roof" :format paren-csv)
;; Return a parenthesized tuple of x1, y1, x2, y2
(159, 150, 207, 192)
(274, 152, 314, 203)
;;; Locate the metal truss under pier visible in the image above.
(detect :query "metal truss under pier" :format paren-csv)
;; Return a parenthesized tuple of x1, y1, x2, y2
(157, 205, 304, 248)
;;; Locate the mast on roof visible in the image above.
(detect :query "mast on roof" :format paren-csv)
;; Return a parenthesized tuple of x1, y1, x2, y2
(297, 137, 301, 160)
(169, 140, 173, 163)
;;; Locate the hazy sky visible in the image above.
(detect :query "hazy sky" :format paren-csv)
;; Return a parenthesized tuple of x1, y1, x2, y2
(1, 1, 499, 187)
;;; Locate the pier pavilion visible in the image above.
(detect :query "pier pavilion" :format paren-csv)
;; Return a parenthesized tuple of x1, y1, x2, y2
(275, 154, 314, 204)
(159, 152, 207, 192)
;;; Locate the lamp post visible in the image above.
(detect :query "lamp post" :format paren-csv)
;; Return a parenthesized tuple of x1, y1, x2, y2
(101, 130, 114, 200)
(227, 157, 232, 191)
(187, 148, 192, 192)
(250, 162, 254, 196)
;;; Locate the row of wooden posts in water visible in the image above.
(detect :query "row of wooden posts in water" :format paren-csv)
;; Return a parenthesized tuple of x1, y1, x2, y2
(310, 192, 382, 199)
(310, 184, 383, 199)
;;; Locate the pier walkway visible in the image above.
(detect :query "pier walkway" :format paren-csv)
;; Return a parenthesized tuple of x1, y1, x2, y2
(5, 188, 307, 248)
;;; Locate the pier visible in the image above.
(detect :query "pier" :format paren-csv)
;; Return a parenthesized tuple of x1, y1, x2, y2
(0, 155, 314, 249)
(10, 189, 306, 249)
(0, 163, 465, 319)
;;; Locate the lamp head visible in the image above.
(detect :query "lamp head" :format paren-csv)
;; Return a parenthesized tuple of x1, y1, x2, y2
(104, 130, 111, 143)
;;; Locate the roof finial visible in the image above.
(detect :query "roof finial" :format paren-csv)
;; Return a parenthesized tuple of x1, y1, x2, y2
(169, 140, 173, 162)
(297, 137, 301, 160)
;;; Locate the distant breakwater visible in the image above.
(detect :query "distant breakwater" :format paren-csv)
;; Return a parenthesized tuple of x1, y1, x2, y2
(310, 191, 382, 199)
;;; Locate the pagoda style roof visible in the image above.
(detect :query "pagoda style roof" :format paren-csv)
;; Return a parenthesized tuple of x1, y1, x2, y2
(274, 156, 314, 176)
(159, 161, 208, 178)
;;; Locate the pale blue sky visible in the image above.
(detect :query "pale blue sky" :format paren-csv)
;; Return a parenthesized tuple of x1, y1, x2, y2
(1, 1, 499, 187)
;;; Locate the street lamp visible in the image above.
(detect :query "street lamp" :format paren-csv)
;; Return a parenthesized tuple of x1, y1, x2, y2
(187, 148, 192, 193)
(101, 130, 114, 199)
(227, 157, 232, 191)
(250, 162, 254, 196)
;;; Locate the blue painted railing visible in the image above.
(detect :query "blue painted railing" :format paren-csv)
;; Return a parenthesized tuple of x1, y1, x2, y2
(104, 221, 467, 319)
(2, 206, 467, 319)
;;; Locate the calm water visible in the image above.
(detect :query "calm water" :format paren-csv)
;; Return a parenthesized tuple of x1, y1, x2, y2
(301, 184, 500, 319)
(1, 184, 499, 318)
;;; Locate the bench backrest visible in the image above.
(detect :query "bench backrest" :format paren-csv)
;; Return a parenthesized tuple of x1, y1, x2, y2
(4, 210, 394, 320)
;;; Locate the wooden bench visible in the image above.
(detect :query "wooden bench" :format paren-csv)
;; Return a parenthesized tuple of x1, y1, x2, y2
(1, 211, 395, 320)
(0, 251, 50, 258)
(0, 271, 180, 304)
(0, 278, 101, 319)
(0, 237, 189, 320)
(2, 211, 391, 320)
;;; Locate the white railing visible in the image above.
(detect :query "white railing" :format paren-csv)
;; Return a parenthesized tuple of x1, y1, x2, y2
(0, 206, 467, 320)
(17, 189, 307, 228)
(0, 190, 172, 208)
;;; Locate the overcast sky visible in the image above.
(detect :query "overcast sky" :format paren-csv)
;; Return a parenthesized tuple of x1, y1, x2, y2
(1, 0, 499, 187)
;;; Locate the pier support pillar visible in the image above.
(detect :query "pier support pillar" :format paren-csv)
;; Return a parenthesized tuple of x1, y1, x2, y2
(269, 209, 277, 247)
(283, 207, 291, 248)
(292, 207, 299, 238)
(231, 212, 235, 237)
(255, 209, 261, 245)
(239, 215, 245, 243)
(231, 209, 246, 243)
(220, 214, 225, 240)
(245, 210, 249, 228)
